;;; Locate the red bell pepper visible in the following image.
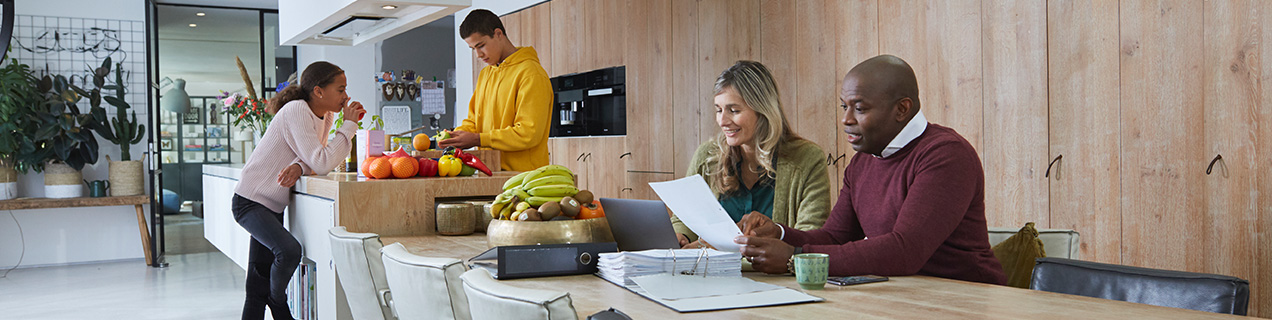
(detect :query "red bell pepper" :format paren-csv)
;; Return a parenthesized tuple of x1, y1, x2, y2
(452, 149, 493, 176)
(417, 157, 438, 177)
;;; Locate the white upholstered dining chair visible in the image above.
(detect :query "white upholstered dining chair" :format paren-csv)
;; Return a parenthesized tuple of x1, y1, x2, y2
(380, 242, 472, 320)
(328, 227, 396, 320)
(459, 268, 578, 320)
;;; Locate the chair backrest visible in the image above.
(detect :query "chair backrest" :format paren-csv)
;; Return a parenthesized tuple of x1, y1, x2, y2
(460, 268, 578, 320)
(328, 227, 396, 320)
(380, 242, 471, 320)
(1030, 257, 1250, 315)
(988, 227, 1080, 259)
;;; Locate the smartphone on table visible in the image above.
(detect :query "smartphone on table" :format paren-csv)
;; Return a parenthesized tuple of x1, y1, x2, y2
(827, 275, 889, 286)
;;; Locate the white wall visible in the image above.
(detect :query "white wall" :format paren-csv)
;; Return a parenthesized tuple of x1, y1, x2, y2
(1, 0, 151, 269)
(452, 0, 544, 128)
(296, 44, 378, 127)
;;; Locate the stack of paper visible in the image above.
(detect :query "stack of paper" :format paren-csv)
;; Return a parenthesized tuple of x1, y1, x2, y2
(597, 249, 742, 286)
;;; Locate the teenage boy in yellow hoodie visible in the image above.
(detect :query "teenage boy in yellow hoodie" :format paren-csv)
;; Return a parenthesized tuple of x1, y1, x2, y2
(440, 9, 553, 171)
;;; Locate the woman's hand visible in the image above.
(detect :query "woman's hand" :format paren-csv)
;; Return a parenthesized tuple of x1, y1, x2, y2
(735, 235, 796, 274)
(738, 212, 782, 239)
(342, 100, 365, 123)
(677, 233, 690, 247)
(681, 239, 716, 250)
(277, 163, 303, 187)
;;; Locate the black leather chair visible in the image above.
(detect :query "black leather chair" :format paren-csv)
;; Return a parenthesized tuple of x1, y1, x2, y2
(1030, 257, 1249, 315)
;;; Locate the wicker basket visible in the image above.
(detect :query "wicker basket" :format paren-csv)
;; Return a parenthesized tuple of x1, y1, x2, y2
(465, 200, 494, 232)
(436, 202, 476, 236)
(109, 160, 144, 196)
(44, 162, 82, 198)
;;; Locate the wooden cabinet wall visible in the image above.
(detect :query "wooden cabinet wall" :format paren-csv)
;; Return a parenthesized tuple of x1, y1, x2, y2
(492, 1, 1272, 315)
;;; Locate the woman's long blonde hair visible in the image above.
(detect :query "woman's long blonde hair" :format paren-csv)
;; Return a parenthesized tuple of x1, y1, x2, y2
(707, 60, 799, 195)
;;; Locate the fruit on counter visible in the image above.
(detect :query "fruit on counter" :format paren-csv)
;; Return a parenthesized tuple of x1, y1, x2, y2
(451, 149, 494, 176)
(538, 202, 561, 220)
(459, 164, 477, 176)
(577, 200, 605, 220)
(438, 155, 462, 177)
(518, 208, 542, 221)
(432, 130, 451, 143)
(559, 196, 581, 217)
(367, 157, 393, 179)
(523, 175, 574, 190)
(519, 165, 575, 189)
(503, 170, 535, 190)
(390, 157, 418, 178)
(417, 158, 438, 177)
(362, 156, 381, 175)
(528, 184, 579, 197)
(573, 190, 595, 204)
(525, 196, 564, 207)
(413, 134, 430, 152)
(515, 201, 531, 212)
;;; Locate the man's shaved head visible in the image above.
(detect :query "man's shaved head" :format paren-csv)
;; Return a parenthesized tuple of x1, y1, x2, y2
(844, 54, 921, 117)
(839, 55, 922, 156)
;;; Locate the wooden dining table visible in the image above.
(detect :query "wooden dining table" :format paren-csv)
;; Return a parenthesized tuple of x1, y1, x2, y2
(383, 235, 1248, 319)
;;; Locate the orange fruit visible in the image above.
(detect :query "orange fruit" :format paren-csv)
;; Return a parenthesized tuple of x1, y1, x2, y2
(576, 201, 605, 220)
(361, 156, 381, 176)
(413, 133, 431, 151)
(390, 157, 418, 178)
(367, 157, 393, 179)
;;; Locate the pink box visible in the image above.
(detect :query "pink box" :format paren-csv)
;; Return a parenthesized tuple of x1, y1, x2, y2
(356, 130, 384, 177)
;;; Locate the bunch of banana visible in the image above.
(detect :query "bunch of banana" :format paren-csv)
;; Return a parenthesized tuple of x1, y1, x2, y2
(491, 165, 582, 220)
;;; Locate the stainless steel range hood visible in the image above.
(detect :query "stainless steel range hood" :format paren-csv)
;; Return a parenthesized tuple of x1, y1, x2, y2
(281, 0, 469, 46)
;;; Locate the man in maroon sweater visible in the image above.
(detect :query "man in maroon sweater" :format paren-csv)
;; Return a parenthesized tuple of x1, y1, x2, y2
(735, 55, 1006, 285)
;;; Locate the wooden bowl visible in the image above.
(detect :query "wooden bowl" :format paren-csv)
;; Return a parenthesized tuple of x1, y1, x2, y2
(485, 217, 614, 247)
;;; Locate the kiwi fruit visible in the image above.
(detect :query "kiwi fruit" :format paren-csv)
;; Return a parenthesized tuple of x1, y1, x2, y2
(538, 202, 561, 220)
(559, 196, 581, 217)
(520, 208, 542, 221)
(573, 190, 595, 204)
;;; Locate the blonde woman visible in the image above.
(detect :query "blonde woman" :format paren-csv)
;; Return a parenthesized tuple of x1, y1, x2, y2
(672, 60, 831, 248)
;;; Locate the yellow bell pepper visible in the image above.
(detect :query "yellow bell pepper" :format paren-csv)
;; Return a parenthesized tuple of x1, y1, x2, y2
(438, 155, 462, 177)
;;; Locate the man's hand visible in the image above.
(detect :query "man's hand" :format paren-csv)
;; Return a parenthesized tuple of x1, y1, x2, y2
(277, 163, 303, 187)
(738, 212, 782, 239)
(735, 235, 796, 274)
(439, 130, 479, 149)
(677, 233, 690, 247)
(682, 239, 715, 250)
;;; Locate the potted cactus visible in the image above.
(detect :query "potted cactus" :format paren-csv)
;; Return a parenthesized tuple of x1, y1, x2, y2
(82, 58, 145, 196)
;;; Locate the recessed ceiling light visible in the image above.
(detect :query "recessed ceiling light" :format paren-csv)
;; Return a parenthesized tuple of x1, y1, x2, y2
(196, 12, 205, 16)
(188, 24, 197, 28)
(382, 5, 398, 10)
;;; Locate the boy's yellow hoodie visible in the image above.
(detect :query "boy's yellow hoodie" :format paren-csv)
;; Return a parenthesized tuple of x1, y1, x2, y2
(456, 46, 553, 171)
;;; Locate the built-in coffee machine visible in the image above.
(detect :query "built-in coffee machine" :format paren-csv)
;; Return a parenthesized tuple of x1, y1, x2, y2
(550, 66, 625, 137)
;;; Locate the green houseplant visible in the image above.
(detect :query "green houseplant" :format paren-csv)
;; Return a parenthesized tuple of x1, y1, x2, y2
(81, 57, 145, 196)
(31, 70, 103, 198)
(0, 59, 42, 199)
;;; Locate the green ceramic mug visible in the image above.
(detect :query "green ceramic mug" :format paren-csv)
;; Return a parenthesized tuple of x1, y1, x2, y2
(793, 253, 830, 290)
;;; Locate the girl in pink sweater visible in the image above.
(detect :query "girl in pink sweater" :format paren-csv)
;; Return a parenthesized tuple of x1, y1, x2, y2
(232, 61, 364, 320)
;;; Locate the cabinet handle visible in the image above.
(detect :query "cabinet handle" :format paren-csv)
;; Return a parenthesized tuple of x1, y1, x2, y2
(620, 152, 631, 159)
(1045, 155, 1062, 178)
(621, 187, 633, 192)
(833, 154, 846, 166)
(577, 153, 586, 161)
(826, 153, 833, 166)
(1206, 154, 1223, 175)
(585, 153, 592, 161)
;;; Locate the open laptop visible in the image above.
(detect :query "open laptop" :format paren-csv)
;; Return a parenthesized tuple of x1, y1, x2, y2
(599, 198, 681, 251)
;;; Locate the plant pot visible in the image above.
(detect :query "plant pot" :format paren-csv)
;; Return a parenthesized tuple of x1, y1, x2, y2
(109, 160, 144, 196)
(0, 161, 17, 200)
(44, 162, 83, 198)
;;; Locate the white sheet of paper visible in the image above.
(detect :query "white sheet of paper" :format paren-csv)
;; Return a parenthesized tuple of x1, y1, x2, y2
(631, 274, 783, 300)
(649, 175, 744, 252)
